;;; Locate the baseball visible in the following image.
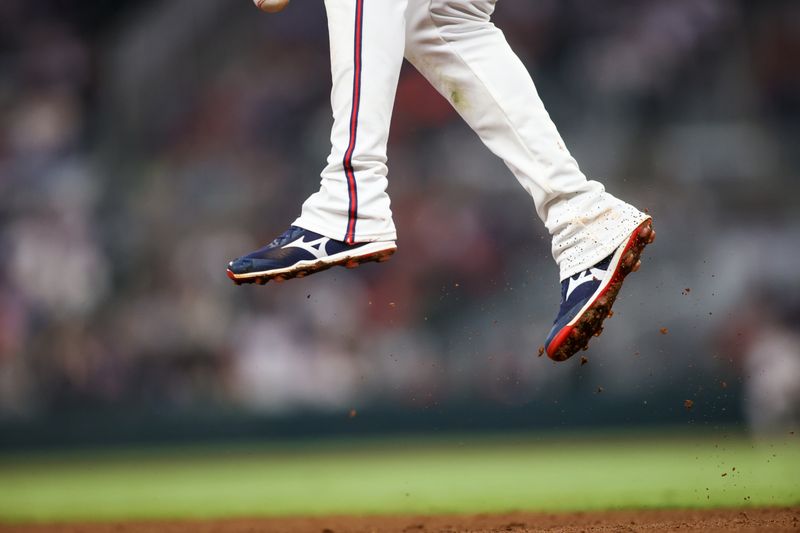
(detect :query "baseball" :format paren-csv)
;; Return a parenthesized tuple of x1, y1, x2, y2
(254, 0, 289, 13)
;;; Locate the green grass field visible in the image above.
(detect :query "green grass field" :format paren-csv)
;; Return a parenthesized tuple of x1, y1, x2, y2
(1, 430, 798, 523)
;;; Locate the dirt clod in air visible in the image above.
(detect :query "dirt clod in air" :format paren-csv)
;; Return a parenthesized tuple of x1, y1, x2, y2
(596, 386, 604, 394)
(348, 409, 357, 418)
(580, 356, 589, 366)
(660, 327, 669, 335)
(684, 399, 694, 410)
(537, 346, 545, 357)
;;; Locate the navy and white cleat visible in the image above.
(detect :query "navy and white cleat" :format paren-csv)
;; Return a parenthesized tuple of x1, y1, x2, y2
(227, 226, 396, 285)
(544, 219, 655, 361)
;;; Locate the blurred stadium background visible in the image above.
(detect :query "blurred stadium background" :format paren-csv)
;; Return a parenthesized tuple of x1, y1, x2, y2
(0, 0, 799, 521)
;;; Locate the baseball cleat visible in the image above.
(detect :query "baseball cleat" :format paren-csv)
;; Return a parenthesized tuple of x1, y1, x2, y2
(227, 226, 396, 285)
(544, 219, 655, 362)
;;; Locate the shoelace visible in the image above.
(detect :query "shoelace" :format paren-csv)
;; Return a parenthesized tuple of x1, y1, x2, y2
(267, 226, 304, 248)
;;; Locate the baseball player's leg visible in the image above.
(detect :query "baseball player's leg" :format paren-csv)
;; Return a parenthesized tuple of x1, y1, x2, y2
(227, 0, 406, 285)
(404, 0, 648, 281)
(294, 0, 407, 244)
(404, 0, 654, 360)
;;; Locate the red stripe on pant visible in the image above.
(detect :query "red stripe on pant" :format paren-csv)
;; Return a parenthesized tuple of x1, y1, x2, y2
(343, 0, 364, 245)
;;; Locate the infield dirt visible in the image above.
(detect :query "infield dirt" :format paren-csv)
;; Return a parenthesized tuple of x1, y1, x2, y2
(2, 507, 798, 533)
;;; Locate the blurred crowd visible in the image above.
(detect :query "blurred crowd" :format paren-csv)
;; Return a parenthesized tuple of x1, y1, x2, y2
(1, 0, 798, 433)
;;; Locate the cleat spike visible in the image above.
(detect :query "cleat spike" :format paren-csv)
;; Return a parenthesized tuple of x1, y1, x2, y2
(623, 254, 635, 269)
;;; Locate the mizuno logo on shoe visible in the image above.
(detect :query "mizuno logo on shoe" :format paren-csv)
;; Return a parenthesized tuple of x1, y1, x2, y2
(283, 236, 330, 259)
(565, 267, 607, 300)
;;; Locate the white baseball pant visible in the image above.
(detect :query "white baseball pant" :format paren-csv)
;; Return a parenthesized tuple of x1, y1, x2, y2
(293, 0, 649, 281)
